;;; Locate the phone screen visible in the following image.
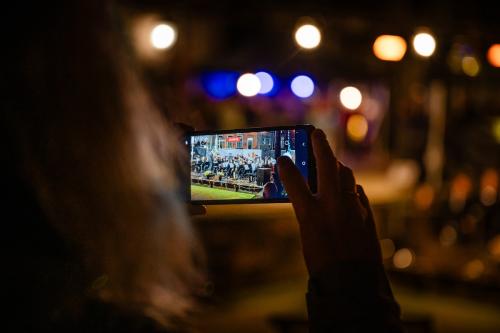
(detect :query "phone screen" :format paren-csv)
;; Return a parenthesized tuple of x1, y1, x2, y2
(187, 126, 312, 203)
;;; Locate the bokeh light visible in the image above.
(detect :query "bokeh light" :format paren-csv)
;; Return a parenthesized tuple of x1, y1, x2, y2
(412, 32, 436, 57)
(489, 235, 500, 261)
(487, 44, 500, 67)
(462, 56, 480, 77)
(414, 183, 435, 211)
(439, 225, 457, 247)
(393, 248, 414, 269)
(449, 173, 472, 213)
(201, 71, 238, 99)
(290, 75, 315, 98)
(150, 23, 177, 50)
(346, 114, 368, 142)
(340, 86, 363, 110)
(237, 73, 261, 97)
(255, 71, 275, 95)
(480, 168, 498, 206)
(373, 35, 407, 61)
(294, 24, 321, 49)
(463, 259, 485, 280)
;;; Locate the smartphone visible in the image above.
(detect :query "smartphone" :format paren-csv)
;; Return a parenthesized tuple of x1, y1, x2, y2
(185, 124, 316, 204)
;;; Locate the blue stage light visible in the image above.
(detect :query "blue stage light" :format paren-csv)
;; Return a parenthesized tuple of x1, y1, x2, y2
(290, 75, 315, 98)
(255, 71, 275, 95)
(201, 71, 238, 99)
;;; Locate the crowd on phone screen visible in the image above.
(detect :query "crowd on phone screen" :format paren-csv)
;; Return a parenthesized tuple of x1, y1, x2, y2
(192, 154, 277, 181)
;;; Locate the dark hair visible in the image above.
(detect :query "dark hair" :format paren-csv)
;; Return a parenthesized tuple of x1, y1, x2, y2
(2, 1, 204, 329)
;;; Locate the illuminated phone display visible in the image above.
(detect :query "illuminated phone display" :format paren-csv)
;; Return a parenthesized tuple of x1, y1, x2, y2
(187, 125, 314, 204)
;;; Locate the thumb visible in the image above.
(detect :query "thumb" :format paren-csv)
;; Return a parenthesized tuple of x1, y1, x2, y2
(278, 156, 313, 213)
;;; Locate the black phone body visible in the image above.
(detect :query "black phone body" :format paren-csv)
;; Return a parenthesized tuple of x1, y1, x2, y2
(185, 124, 316, 204)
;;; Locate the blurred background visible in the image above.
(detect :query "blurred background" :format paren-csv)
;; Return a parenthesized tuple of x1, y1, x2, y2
(120, 0, 499, 332)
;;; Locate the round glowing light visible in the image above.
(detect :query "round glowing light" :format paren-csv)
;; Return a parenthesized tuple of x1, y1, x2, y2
(340, 86, 363, 110)
(462, 56, 480, 77)
(412, 32, 436, 57)
(373, 35, 407, 61)
(236, 73, 261, 97)
(255, 71, 275, 94)
(439, 225, 457, 247)
(346, 114, 368, 142)
(480, 168, 498, 206)
(290, 75, 315, 98)
(487, 44, 500, 67)
(150, 23, 177, 50)
(463, 259, 484, 280)
(294, 24, 321, 49)
(393, 248, 414, 269)
(414, 183, 435, 211)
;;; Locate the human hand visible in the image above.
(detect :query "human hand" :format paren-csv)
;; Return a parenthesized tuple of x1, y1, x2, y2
(187, 204, 206, 216)
(278, 129, 382, 276)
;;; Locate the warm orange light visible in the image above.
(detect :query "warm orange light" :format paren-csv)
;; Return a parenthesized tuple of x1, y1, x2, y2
(487, 44, 500, 67)
(439, 225, 457, 247)
(414, 183, 434, 211)
(346, 114, 368, 142)
(480, 168, 498, 206)
(393, 248, 414, 269)
(463, 259, 484, 280)
(449, 173, 472, 212)
(373, 35, 407, 61)
(489, 235, 500, 261)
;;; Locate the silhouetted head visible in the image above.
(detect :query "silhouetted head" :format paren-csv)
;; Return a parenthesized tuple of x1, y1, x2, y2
(2, 1, 204, 330)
